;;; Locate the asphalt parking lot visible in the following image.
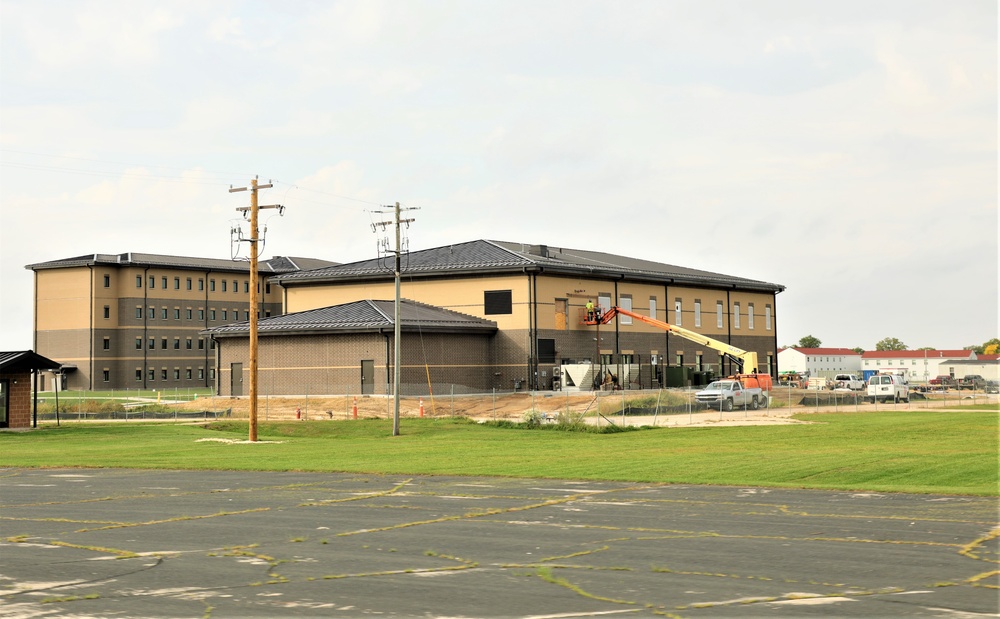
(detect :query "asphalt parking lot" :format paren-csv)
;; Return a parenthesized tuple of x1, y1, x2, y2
(1, 468, 997, 618)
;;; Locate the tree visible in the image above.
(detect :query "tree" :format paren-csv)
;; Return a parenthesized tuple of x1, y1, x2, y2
(851, 347, 864, 354)
(980, 338, 999, 355)
(875, 337, 907, 351)
(797, 335, 822, 348)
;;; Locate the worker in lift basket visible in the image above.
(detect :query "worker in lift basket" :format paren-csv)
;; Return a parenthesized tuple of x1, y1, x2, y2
(586, 299, 595, 322)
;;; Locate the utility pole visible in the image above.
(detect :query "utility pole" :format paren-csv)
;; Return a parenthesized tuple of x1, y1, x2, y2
(229, 178, 283, 442)
(372, 202, 417, 436)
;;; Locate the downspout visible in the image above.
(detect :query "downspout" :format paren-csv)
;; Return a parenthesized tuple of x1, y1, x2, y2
(772, 290, 781, 377)
(726, 289, 732, 378)
(529, 270, 537, 390)
(204, 269, 211, 387)
(143, 266, 149, 389)
(88, 265, 94, 390)
(383, 331, 391, 396)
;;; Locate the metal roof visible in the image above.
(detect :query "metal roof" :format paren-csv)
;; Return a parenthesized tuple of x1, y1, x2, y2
(0, 350, 62, 373)
(203, 299, 498, 338)
(25, 253, 337, 275)
(271, 239, 784, 293)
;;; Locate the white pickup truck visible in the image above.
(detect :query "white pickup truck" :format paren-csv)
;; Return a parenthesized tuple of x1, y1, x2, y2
(695, 379, 766, 411)
(833, 374, 865, 391)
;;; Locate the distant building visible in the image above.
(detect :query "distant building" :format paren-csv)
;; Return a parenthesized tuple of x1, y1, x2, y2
(861, 349, 977, 383)
(949, 354, 998, 381)
(26, 253, 336, 390)
(777, 348, 862, 377)
(253, 239, 785, 394)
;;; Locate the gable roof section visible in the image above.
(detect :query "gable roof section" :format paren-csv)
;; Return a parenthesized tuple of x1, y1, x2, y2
(25, 253, 337, 275)
(203, 299, 498, 338)
(272, 239, 784, 293)
(782, 347, 860, 356)
(861, 350, 975, 360)
(0, 350, 62, 373)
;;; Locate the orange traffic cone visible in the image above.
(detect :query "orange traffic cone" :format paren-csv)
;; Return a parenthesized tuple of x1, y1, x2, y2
(419, 398, 424, 417)
(352, 396, 358, 419)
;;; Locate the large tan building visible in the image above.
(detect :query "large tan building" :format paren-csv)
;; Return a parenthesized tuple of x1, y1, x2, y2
(248, 240, 784, 394)
(26, 253, 335, 390)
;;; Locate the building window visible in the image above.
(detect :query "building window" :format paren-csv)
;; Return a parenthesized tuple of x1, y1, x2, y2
(199, 309, 205, 320)
(222, 310, 228, 321)
(716, 301, 723, 328)
(265, 310, 271, 318)
(210, 279, 216, 291)
(185, 369, 192, 380)
(135, 369, 142, 381)
(173, 369, 180, 380)
(161, 338, 168, 350)
(161, 277, 167, 289)
(136, 337, 142, 350)
(748, 304, 755, 330)
(265, 282, 271, 294)
(103, 274, 111, 287)
(161, 308, 168, 320)
(233, 280, 238, 293)
(173, 338, 180, 350)
(555, 299, 568, 330)
(198, 338, 204, 350)
(210, 340, 215, 349)
(210, 309, 216, 321)
(148, 368, 155, 381)
(210, 368, 216, 379)
(620, 295, 632, 324)
(186, 308, 193, 320)
(161, 369, 167, 380)
(765, 305, 772, 331)
(649, 297, 657, 320)
(174, 277, 180, 290)
(186, 278, 192, 290)
(243, 311, 249, 321)
(186, 339, 193, 350)
(148, 306, 154, 319)
(694, 300, 701, 328)
(136, 307, 142, 319)
(148, 338, 155, 350)
(198, 368, 204, 380)
(149, 276, 155, 288)
(484, 290, 512, 315)
(676, 353, 684, 367)
(243, 281, 249, 293)
(222, 280, 227, 292)
(733, 303, 741, 329)
(104, 306, 110, 319)
(674, 299, 682, 326)
(136, 275, 142, 288)
(198, 279, 204, 291)
(103, 337, 110, 350)
(174, 308, 180, 320)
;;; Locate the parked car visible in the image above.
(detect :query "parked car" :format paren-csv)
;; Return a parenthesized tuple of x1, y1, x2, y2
(928, 375, 957, 388)
(958, 375, 986, 390)
(833, 374, 865, 391)
(984, 380, 998, 395)
(695, 379, 766, 411)
(867, 373, 909, 403)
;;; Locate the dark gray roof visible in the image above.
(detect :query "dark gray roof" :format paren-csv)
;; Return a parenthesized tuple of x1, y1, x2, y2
(25, 253, 337, 275)
(0, 350, 62, 372)
(203, 299, 498, 338)
(271, 239, 784, 293)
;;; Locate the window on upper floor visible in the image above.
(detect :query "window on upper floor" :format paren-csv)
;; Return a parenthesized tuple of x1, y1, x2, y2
(620, 295, 632, 324)
(103, 274, 111, 287)
(484, 290, 512, 315)
(733, 303, 741, 329)
(174, 277, 180, 290)
(717, 301, 723, 328)
(694, 300, 701, 328)
(748, 304, 755, 330)
(674, 299, 682, 326)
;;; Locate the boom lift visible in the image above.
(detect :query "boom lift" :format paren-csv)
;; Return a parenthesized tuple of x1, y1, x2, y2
(584, 306, 772, 391)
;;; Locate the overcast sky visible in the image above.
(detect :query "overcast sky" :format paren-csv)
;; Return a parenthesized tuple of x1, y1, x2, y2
(1, 0, 996, 352)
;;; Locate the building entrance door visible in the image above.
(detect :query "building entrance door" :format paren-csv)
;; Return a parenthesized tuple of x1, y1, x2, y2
(231, 363, 243, 396)
(361, 360, 374, 395)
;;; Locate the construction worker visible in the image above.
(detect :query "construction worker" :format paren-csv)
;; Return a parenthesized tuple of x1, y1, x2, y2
(586, 299, 595, 322)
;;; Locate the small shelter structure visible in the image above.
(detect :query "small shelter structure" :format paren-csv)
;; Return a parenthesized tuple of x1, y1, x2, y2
(0, 350, 62, 429)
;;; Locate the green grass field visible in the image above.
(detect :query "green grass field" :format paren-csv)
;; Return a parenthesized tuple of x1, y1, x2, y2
(1, 410, 995, 495)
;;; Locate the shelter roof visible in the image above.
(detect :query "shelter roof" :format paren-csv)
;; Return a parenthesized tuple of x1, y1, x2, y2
(0, 350, 62, 373)
(271, 239, 784, 293)
(203, 299, 498, 338)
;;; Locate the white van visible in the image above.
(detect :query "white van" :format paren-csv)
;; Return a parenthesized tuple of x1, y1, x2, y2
(867, 374, 909, 403)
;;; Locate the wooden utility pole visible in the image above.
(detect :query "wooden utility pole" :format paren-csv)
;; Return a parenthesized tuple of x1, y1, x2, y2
(372, 202, 417, 436)
(230, 178, 282, 442)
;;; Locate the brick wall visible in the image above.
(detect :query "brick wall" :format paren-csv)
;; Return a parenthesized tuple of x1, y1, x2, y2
(1, 371, 34, 429)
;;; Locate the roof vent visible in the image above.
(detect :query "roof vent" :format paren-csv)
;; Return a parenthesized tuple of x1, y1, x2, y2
(529, 244, 548, 258)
